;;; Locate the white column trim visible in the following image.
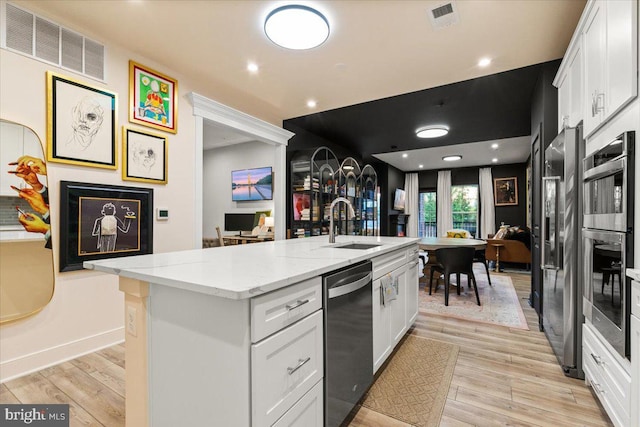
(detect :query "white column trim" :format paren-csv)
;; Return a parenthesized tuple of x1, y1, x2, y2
(188, 92, 294, 243)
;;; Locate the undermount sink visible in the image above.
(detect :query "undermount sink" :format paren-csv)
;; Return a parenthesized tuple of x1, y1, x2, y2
(333, 243, 381, 250)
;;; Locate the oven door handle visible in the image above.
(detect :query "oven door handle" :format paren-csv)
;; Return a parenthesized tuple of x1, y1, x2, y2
(583, 157, 625, 182)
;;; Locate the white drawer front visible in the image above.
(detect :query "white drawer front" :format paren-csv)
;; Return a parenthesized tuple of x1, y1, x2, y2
(272, 380, 323, 427)
(252, 310, 324, 427)
(372, 249, 406, 280)
(251, 277, 322, 343)
(583, 324, 631, 426)
(631, 280, 640, 318)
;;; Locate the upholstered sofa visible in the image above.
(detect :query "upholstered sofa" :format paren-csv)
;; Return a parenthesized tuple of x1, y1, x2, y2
(485, 238, 531, 265)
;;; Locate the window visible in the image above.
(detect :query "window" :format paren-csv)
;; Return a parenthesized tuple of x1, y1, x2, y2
(451, 185, 478, 237)
(418, 191, 437, 237)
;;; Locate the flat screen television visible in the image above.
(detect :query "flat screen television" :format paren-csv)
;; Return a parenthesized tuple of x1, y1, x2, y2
(393, 188, 406, 211)
(231, 166, 273, 201)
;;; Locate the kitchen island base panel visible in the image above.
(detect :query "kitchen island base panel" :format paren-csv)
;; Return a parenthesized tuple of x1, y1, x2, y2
(149, 283, 251, 427)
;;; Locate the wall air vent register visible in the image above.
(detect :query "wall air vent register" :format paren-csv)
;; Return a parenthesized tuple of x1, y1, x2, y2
(1, 2, 105, 81)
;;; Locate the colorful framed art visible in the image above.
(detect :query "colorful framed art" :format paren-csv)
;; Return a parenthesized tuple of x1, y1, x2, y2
(46, 71, 117, 169)
(59, 181, 153, 272)
(122, 127, 168, 184)
(129, 60, 178, 134)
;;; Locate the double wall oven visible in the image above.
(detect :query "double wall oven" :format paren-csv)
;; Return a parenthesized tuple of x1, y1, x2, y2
(582, 131, 634, 359)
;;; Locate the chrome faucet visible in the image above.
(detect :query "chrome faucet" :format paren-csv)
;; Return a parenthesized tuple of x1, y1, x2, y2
(329, 197, 355, 244)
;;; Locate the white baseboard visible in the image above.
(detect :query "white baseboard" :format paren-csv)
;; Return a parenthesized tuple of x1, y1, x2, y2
(0, 327, 124, 383)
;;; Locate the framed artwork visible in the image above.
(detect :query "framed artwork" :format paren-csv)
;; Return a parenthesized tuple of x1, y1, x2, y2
(122, 127, 168, 184)
(46, 71, 117, 169)
(494, 177, 518, 206)
(231, 166, 273, 201)
(129, 60, 178, 134)
(59, 181, 153, 272)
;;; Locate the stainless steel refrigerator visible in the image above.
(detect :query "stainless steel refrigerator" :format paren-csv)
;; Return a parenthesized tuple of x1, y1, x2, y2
(541, 123, 584, 379)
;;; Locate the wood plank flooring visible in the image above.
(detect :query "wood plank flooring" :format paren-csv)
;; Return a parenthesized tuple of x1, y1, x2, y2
(1, 272, 612, 427)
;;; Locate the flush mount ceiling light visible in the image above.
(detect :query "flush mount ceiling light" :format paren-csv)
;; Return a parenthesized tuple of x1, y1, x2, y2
(442, 155, 462, 162)
(416, 126, 449, 138)
(264, 5, 330, 50)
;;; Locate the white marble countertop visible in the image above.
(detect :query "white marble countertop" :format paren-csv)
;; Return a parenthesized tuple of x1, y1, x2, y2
(627, 268, 640, 282)
(84, 235, 419, 299)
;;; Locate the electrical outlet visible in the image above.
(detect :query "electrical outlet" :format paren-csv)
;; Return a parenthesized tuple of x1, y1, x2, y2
(126, 305, 137, 337)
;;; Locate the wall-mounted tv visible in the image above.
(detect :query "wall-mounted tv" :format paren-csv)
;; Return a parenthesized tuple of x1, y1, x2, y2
(393, 188, 406, 211)
(231, 166, 273, 201)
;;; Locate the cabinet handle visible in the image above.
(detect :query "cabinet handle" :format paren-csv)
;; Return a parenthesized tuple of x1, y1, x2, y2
(595, 92, 605, 114)
(591, 92, 596, 117)
(286, 299, 310, 311)
(287, 357, 311, 375)
(590, 353, 603, 366)
(592, 382, 606, 394)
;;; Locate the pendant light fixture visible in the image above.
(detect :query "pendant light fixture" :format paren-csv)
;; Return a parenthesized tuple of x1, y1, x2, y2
(264, 5, 330, 50)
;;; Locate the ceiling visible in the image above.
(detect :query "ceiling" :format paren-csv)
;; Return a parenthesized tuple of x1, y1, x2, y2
(21, 0, 586, 168)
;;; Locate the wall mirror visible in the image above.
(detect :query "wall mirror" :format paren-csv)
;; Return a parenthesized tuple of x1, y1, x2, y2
(0, 119, 54, 323)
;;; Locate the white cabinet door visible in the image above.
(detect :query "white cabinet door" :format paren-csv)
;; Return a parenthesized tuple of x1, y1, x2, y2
(372, 277, 391, 373)
(272, 380, 323, 427)
(390, 265, 408, 346)
(631, 315, 640, 427)
(405, 258, 419, 327)
(582, 0, 606, 136)
(568, 45, 583, 127)
(606, 0, 638, 118)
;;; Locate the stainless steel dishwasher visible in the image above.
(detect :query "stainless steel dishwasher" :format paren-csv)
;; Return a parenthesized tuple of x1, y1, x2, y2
(323, 261, 373, 427)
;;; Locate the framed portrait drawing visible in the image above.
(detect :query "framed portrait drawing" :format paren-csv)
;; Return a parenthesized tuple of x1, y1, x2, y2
(129, 60, 178, 134)
(59, 181, 153, 272)
(494, 177, 518, 206)
(46, 71, 117, 169)
(122, 127, 168, 184)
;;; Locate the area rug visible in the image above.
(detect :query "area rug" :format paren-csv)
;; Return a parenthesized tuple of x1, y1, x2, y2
(362, 335, 458, 427)
(419, 267, 529, 330)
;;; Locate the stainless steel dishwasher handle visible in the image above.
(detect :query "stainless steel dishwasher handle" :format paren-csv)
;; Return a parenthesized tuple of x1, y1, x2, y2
(328, 272, 372, 299)
(287, 357, 311, 375)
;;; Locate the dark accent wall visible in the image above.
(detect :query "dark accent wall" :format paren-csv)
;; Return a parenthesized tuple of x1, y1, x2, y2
(529, 59, 560, 325)
(417, 163, 528, 230)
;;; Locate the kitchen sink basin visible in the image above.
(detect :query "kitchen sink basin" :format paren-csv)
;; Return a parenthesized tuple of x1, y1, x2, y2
(333, 243, 381, 250)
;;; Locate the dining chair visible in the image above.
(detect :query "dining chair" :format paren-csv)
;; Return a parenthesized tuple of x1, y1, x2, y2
(216, 226, 225, 247)
(473, 249, 492, 285)
(429, 247, 480, 306)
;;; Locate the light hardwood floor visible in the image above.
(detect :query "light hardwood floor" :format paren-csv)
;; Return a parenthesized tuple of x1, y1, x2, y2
(1, 272, 612, 427)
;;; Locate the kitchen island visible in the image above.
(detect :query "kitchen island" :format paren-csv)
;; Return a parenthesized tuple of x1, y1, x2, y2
(84, 235, 420, 427)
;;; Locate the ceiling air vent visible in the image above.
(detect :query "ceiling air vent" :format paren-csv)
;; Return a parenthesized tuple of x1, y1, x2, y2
(428, 2, 460, 29)
(2, 2, 106, 81)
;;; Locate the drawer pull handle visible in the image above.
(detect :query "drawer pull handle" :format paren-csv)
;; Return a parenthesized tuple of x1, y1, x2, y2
(287, 357, 311, 375)
(592, 382, 606, 394)
(590, 353, 603, 366)
(286, 299, 310, 310)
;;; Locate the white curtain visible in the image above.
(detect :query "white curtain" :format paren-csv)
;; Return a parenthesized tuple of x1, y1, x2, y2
(437, 170, 453, 237)
(479, 167, 496, 239)
(404, 173, 419, 237)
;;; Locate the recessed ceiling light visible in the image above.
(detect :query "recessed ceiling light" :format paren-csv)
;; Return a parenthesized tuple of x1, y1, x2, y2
(492, 158, 498, 163)
(416, 126, 449, 138)
(402, 153, 408, 158)
(419, 164, 424, 169)
(478, 57, 491, 67)
(491, 143, 499, 149)
(264, 5, 330, 50)
(307, 99, 317, 108)
(442, 155, 462, 162)
(247, 62, 259, 73)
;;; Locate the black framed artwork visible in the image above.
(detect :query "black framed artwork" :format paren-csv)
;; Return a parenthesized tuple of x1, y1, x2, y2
(59, 181, 153, 272)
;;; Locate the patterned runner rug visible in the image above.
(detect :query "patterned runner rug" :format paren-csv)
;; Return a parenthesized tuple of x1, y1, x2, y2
(361, 335, 458, 427)
(419, 267, 529, 330)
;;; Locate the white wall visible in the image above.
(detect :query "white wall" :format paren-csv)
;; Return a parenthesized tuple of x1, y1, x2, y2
(202, 141, 275, 237)
(0, 21, 197, 380)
